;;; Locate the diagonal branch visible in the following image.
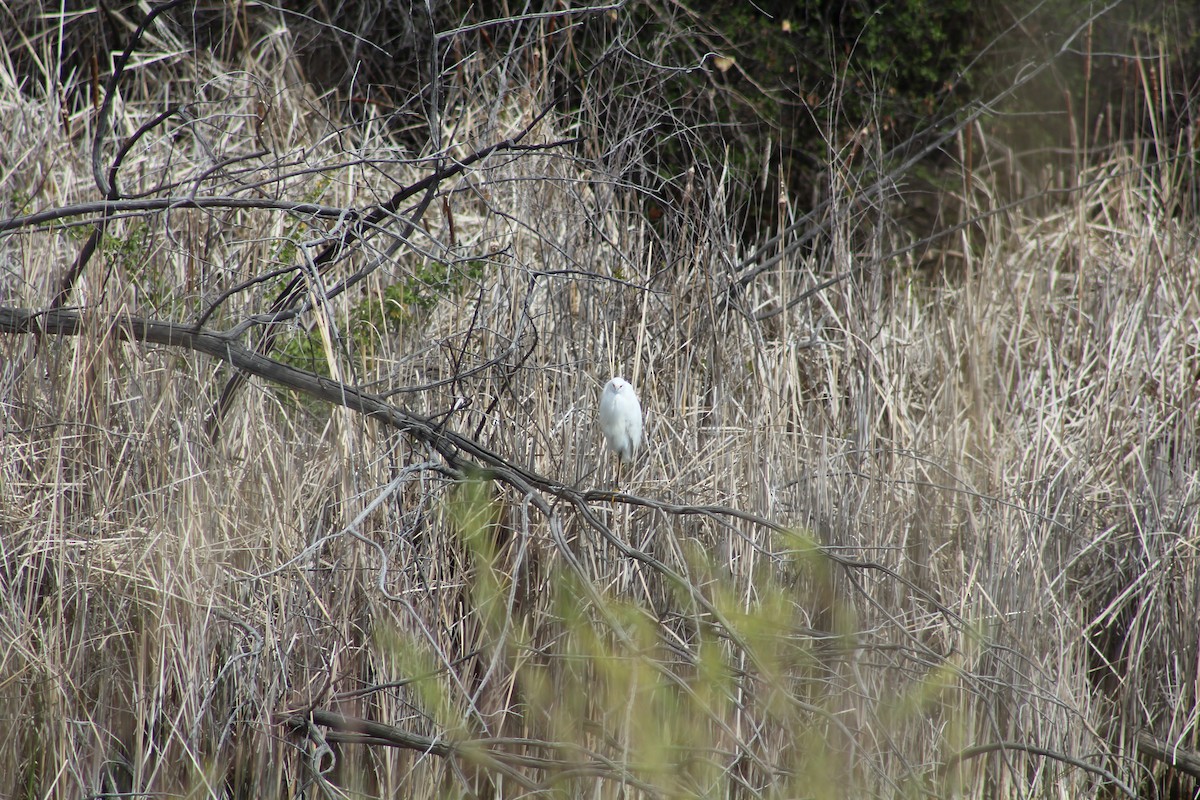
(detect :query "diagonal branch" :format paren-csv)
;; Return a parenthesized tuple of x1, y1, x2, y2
(0, 304, 962, 682)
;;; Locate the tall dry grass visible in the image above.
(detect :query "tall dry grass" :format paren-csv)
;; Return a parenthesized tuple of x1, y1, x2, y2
(1, 3, 1197, 798)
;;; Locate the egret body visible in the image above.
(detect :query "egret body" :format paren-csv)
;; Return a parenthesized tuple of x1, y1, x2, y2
(599, 377, 643, 477)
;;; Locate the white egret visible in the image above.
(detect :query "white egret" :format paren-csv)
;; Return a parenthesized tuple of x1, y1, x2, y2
(598, 376, 643, 482)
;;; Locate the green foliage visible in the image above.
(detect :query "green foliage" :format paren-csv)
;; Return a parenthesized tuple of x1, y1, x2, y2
(354, 259, 487, 330)
(105, 223, 197, 317)
(370, 476, 982, 796)
(275, 325, 330, 377)
(7, 189, 33, 216)
(349, 259, 486, 362)
(575, 0, 985, 242)
(700, 0, 978, 129)
(60, 221, 200, 317)
(269, 258, 486, 416)
(823, 0, 975, 91)
(102, 223, 152, 273)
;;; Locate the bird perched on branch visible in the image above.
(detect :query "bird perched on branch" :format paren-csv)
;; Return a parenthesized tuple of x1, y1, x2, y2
(598, 376, 643, 483)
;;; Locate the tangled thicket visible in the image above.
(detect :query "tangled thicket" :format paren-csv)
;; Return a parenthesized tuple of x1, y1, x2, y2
(1, 2, 1197, 798)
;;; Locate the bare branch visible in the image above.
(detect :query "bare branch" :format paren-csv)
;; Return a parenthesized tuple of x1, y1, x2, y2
(278, 709, 664, 797)
(946, 741, 1138, 799)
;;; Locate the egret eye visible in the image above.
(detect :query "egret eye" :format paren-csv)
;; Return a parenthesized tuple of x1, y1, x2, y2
(598, 377, 643, 469)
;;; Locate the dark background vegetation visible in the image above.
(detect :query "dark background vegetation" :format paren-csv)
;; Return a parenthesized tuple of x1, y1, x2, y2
(12, 0, 1200, 228)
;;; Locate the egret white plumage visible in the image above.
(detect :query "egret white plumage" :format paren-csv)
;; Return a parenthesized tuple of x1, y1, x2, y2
(599, 377, 643, 481)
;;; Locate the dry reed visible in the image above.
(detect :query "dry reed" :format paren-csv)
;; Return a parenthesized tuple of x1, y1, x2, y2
(1, 3, 1196, 798)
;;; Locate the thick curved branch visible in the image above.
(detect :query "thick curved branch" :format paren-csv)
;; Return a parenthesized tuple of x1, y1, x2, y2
(0, 305, 452, 457)
(0, 305, 961, 613)
(0, 304, 959, 692)
(1137, 732, 1200, 781)
(277, 709, 663, 796)
(3, 304, 973, 582)
(91, 0, 190, 198)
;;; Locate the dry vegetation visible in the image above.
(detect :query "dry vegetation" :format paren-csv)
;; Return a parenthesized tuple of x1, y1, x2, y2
(1, 2, 1198, 799)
